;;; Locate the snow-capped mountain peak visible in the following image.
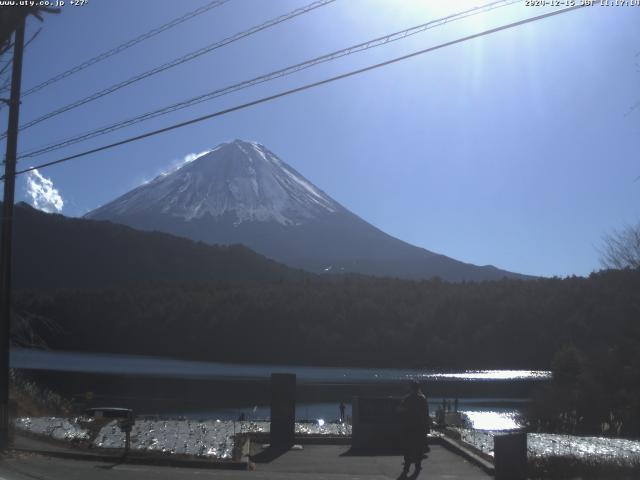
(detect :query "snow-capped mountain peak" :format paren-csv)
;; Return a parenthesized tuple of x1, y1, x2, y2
(86, 139, 528, 281)
(89, 140, 340, 226)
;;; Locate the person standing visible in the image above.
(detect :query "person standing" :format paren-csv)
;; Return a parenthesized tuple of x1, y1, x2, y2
(399, 381, 430, 476)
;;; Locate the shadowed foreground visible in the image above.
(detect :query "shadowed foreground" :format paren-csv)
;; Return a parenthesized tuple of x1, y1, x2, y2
(0, 444, 490, 479)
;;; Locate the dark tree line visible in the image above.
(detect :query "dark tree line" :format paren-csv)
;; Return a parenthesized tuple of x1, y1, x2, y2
(13, 268, 640, 370)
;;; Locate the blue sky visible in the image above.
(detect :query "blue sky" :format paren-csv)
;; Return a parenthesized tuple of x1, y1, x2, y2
(2, 0, 639, 278)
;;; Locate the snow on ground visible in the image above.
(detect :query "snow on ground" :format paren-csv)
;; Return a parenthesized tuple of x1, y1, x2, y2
(22, 415, 639, 466)
(456, 428, 640, 466)
(14, 417, 351, 459)
(14, 417, 90, 442)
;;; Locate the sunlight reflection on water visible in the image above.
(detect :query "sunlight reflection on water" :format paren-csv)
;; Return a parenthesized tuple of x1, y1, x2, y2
(460, 410, 522, 430)
(426, 370, 550, 381)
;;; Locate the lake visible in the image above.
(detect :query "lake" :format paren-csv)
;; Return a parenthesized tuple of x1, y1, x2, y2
(11, 348, 549, 430)
(10, 348, 550, 383)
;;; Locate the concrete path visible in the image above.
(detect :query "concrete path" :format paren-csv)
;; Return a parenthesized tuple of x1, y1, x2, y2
(256, 444, 490, 479)
(0, 444, 491, 479)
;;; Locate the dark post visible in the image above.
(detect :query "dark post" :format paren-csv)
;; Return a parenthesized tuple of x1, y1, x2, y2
(351, 396, 403, 451)
(121, 416, 133, 458)
(494, 431, 527, 480)
(270, 373, 295, 447)
(0, 15, 26, 450)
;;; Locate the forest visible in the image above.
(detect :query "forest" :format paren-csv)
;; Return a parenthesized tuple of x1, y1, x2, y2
(14, 268, 640, 372)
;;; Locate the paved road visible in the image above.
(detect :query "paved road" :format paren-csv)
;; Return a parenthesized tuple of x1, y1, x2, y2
(0, 445, 490, 479)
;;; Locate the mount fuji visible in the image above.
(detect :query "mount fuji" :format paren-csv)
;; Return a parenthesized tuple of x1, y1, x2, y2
(86, 140, 527, 281)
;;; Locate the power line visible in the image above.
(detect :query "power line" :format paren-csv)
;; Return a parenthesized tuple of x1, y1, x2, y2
(20, 0, 231, 98)
(18, 0, 520, 161)
(7, 3, 589, 180)
(3, 0, 335, 139)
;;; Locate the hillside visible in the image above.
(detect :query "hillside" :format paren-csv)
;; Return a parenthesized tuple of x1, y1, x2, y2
(10, 202, 304, 289)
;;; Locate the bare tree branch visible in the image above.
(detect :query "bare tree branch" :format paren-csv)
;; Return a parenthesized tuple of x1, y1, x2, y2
(600, 222, 640, 270)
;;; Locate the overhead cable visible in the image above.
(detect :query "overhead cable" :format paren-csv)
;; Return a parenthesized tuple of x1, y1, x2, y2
(8, 3, 589, 179)
(3, 0, 335, 139)
(21, 0, 231, 97)
(18, 0, 519, 161)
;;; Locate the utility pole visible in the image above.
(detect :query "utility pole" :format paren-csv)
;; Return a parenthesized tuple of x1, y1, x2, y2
(0, 14, 25, 450)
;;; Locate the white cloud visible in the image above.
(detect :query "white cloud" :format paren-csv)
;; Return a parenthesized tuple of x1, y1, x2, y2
(182, 150, 211, 165)
(141, 149, 212, 185)
(25, 169, 64, 213)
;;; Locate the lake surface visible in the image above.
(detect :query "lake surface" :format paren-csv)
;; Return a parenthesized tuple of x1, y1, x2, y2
(10, 348, 550, 383)
(11, 348, 548, 430)
(160, 399, 525, 430)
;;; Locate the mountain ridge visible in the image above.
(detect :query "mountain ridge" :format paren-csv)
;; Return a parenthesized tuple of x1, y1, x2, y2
(11, 201, 305, 289)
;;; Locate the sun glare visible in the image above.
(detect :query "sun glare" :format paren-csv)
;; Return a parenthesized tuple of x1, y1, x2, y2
(400, 0, 500, 22)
